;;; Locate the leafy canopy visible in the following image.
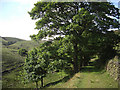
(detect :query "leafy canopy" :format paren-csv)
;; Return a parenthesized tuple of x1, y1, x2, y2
(28, 2, 119, 73)
(24, 47, 50, 88)
(29, 2, 119, 40)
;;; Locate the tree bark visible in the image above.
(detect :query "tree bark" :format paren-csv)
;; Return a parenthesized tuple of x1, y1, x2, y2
(73, 42, 79, 73)
(41, 76, 44, 88)
(36, 81, 38, 90)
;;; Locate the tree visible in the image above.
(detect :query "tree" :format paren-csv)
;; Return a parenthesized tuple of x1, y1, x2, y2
(28, 2, 119, 73)
(48, 39, 73, 74)
(24, 48, 50, 88)
(18, 48, 28, 56)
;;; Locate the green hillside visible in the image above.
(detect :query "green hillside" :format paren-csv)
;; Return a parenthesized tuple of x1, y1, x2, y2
(2, 47, 24, 72)
(2, 37, 25, 46)
(2, 38, 8, 46)
(2, 36, 44, 50)
(2, 37, 24, 43)
(2, 37, 44, 88)
(2, 37, 43, 71)
(8, 40, 43, 50)
(2, 47, 24, 88)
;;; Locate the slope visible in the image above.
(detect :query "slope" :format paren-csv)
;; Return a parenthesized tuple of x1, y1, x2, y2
(8, 40, 43, 50)
(2, 37, 44, 88)
(48, 68, 118, 88)
(2, 37, 25, 46)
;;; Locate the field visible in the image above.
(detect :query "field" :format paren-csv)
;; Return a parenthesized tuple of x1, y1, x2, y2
(1, 37, 119, 89)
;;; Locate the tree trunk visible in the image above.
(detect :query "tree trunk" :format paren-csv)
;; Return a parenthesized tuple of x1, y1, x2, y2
(73, 42, 79, 73)
(35, 81, 38, 90)
(79, 60, 83, 71)
(41, 76, 44, 88)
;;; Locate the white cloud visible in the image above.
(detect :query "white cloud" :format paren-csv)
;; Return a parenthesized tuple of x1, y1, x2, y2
(0, 0, 40, 40)
(0, 15, 38, 40)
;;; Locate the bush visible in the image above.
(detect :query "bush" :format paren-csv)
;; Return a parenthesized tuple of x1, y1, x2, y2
(18, 48, 28, 56)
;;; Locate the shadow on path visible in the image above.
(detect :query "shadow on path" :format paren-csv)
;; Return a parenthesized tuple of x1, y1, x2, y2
(81, 66, 100, 72)
(81, 60, 105, 73)
(43, 75, 73, 88)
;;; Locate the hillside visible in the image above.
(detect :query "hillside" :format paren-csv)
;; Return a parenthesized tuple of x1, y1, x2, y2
(2, 37, 45, 50)
(8, 40, 43, 50)
(2, 37, 25, 46)
(2, 37, 43, 70)
(2, 37, 44, 88)
(2, 47, 24, 72)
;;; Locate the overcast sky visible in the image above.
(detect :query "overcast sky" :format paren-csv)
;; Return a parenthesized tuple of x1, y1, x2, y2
(0, 0, 119, 40)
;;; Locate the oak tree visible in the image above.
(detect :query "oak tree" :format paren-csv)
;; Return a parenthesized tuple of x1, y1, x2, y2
(29, 2, 119, 73)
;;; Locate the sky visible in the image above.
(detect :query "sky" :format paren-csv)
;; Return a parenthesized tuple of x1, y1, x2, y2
(0, 0, 119, 40)
(0, 0, 39, 40)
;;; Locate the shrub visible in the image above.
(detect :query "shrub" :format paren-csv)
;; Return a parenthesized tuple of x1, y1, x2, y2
(18, 48, 28, 56)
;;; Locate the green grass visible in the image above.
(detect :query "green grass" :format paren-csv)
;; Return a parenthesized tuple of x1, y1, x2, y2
(46, 69, 118, 88)
(2, 47, 25, 88)
(2, 69, 68, 88)
(2, 47, 24, 71)
(74, 71, 118, 88)
(2, 67, 23, 88)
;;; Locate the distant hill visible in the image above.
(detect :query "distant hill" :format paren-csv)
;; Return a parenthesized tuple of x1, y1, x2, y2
(8, 40, 44, 50)
(2, 37, 25, 46)
(1, 37, 44, 50)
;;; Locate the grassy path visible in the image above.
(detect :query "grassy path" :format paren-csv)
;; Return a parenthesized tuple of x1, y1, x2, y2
(51, 66, 118, 88)
(51, 72, 118, 88)
(74, 72, 118, 88)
